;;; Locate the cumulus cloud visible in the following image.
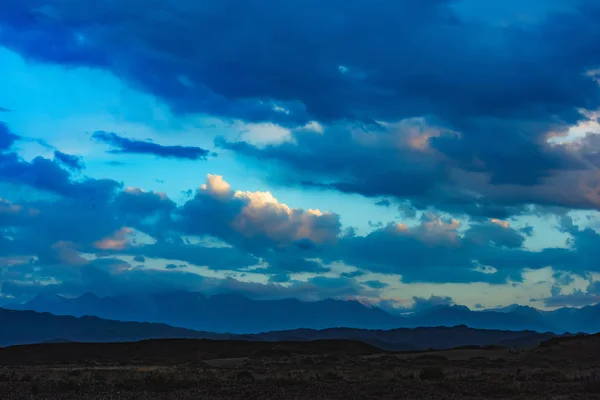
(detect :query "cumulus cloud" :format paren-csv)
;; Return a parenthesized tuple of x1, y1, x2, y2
(114, 187, 175, 238)
(93, 227, 133, 251)
(233, 191, 339, 245)
(220, 114, 600, 220)
(320, 212, 587, 284)
(411, 295, 456, 312)
(0, 138, 342, 293)
(463, 219, 525, 248)
(200, 174, 232, 197)
(543, 281, 600, 308)
(92, 131, 210, 160)
(178, 174, 341, 253)
(4, 112, 600, 304)
(379, 295, 455, 315)
(2, 141, 600, 294)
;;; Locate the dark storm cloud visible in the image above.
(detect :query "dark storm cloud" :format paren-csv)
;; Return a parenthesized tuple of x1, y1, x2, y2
(2, 0, 598, 126)
(317, 214, 600, 284)
(215, 123, 446, 198)
(53, 150, 85, 171)
(92, 131, 210, 160)
(0, 259, 369, 303)
(264, 253, 330, 274)
(124, 240, 260, 271)
(0, 122, 19, 151)
(0, 258, 212, 300)
(218, 118, 600, 217)
(2, 0, 600, 216)
(114, 188, 176, 216)
(0, 138, 121, 202)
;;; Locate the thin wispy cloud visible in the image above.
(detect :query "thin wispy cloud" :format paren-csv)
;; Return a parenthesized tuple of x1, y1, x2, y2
(93, 131, 211, 160)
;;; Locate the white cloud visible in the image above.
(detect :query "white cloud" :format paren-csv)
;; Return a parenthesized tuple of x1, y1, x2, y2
(194, 174, 341, 246)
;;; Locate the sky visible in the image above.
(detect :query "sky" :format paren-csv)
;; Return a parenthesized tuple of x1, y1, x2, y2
(1, 0, 600, 312)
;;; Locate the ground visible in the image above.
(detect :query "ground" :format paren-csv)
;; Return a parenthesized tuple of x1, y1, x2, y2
(0, 336, 599, 399)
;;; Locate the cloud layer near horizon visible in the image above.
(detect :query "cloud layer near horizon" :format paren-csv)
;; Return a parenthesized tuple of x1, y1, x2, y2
(1, 121, 600, 308)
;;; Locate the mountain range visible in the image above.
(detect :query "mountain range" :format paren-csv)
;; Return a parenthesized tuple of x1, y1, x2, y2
(4, 291, 600, 334)
(0, 307, 565, 350)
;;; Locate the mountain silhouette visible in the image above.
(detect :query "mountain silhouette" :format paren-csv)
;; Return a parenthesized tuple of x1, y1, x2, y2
(0, 308, 565, 350)
(6, 291, 600, 334)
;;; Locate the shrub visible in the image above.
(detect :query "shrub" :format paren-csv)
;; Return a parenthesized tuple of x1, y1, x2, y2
(30, 382, 41, 395)
(583, 370, 600, 394)
(236, 371, 255, 385)
(56, 378, 78, 392)
(419, 366, 445, 381)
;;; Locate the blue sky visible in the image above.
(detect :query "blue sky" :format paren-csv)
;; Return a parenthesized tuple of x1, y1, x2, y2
(1, 0, 600, 311)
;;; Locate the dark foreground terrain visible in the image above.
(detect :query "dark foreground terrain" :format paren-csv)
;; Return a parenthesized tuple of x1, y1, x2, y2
(1, 336, 600, 399)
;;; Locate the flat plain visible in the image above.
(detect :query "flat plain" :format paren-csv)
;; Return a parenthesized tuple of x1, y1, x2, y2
(1, 335, 599, 399)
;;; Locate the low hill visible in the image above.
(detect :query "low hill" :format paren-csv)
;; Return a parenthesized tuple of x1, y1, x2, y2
(2, 331, 600, 368)
(252, 325, 558, 351)
(0, 308, 222, 347)
(2, 330, 599, 400)
(0, 338, 382, 366)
